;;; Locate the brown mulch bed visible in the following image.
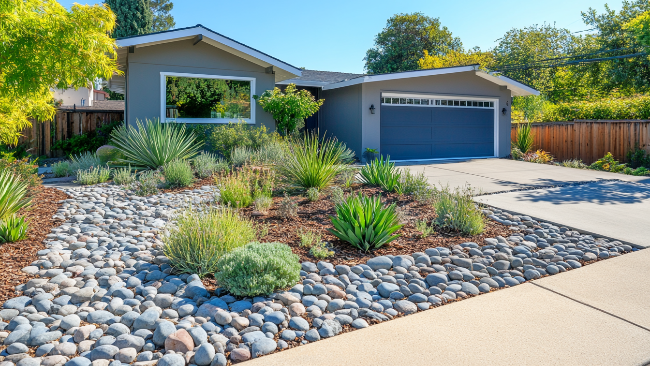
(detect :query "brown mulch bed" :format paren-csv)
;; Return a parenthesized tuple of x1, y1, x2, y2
(0, 187, 68, 304)
(239, 185, 511, 267)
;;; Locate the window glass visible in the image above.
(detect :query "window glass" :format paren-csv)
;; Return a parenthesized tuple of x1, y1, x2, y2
(453, 100, 460, 106)
(392, 98, 399, 104)
(413, 99, 421, 105)
(435, 100, 440, 105)
(400, 98, 407, 104)
(165, 76, 251, 121)
(441, 100, 447, 106)
(406, 98, 414, 104)
(489, 102, 494, 107)
(460, 101, 466, 106)
(472, 101, 478, 107)
(422, 99, 430, 105)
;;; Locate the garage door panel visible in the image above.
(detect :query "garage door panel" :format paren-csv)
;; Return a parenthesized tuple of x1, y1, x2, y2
(433, 142, 494, 158)
(382, 144, 432, 160)
(381, 107, 432, 126)
(381, 126, 432, 143)
(432, 125, 493, 143)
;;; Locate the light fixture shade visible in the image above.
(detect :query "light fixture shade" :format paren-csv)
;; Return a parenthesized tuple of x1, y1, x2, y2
(370, 104, 376, 114)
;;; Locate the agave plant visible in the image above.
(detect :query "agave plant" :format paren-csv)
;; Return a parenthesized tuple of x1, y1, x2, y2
(0, 170, 31, 220)
(0, 215, 29, 243)
(110, 119, 202, 169)
(329, 193, 402, 251)
(358, 155, 402, 193)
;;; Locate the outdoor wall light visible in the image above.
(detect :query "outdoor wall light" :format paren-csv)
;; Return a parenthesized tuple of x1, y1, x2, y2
(369, 104, 376, 114)
(502, 107, 507, 115)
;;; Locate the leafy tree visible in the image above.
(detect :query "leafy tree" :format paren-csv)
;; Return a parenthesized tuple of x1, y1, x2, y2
(105, 0, 153, 38)
(254, 84, 324, 135)
(418, 47, 494, 70)
(364, 12, 462, 74)
(150, 0, 175, 32)
(0, 0, 120, 145)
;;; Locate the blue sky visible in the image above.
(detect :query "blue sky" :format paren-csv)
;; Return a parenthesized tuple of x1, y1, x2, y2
(61, 0, 623, 74)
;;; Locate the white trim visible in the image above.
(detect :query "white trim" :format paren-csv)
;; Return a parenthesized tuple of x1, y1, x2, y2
(378, 92, 500, 159)
(160, 72, 256, 125)
(322, 66, 477, 91)
(275, 80, 331, 87)
(117, 26, 302, 81)
(474, 71, 539, 97)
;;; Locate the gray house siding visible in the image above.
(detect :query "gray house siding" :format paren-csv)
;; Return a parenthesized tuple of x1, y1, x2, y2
(320, 84, 363, 157)
(126, 39, 277, 130)
(360, 71, 512, 158)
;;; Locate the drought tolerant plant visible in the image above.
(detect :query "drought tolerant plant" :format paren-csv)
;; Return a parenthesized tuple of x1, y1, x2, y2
(278, 131, 346, 190)
(252, 140, 286, 165)
(70, 152, 102, 171)
(415, 219, 435, 238)
(112, 166, 137, 186)
(0, 154, 41, 188)
(522, 149, 554, 164)
(214, 242, 301, 296)
(329, 186, 346, 206)
(216, 166, 275, 208)
(209, 121, 275, 160)
(359, 156, 402, 193)
(589, 152, 627, 173)
(512, 122, 534, 153)
(338, 166, 357, 189)
(51, 160, 73, 177)
(230, 146, 253, 167)
(329, 193, 402, 251)
(162, 159, 194, 188)
(192, 152, 227, 178)
(433, 185, 485, 235)
(624, 166, 650, 176)
(0, 215, 29, 243)
(254, 84, 324, 135)
(560, 159, 588, 169)
(399, 169, 429, 195)
(132, 170, 162, 196)
(413, 185, 437, 205)
(306, 187, 320, 202)
(510, 147, 524, 160)
(164, 207, 257, 277)
(253, 195, 273, 214)
(74, 165, 111, 185)
(277, 193, 298, 219)
(297, 228, 321, 248)
(626, 146, 650, 169)
(111, 119, 202, 169)
(310, 242, 334, 259)
(0, 170, 31, 220)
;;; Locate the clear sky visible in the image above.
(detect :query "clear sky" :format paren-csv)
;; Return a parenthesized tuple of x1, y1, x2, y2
(60, 0, 623, 74)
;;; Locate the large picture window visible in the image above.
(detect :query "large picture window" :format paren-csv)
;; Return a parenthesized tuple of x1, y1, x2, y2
(162, 73, 255, 123)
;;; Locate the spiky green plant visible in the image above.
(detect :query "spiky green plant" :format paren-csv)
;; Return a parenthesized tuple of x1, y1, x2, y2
(0, 215, 29, 243)
(0, 170, 31, 220)
(329, 193, 402, 251)
(278, 131, 346, 190)
(359, 155, 402, 193)
(512, 122, 534, 153)
(110, 119, 202, 169)
(306, 187, 320, 202)
(70, 152, 102, 171)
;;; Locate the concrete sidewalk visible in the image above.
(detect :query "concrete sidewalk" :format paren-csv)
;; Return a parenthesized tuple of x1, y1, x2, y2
(248, 249, 650, 366)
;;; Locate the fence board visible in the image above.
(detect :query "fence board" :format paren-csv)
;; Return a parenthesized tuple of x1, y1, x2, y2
(512, 120, 650, 164)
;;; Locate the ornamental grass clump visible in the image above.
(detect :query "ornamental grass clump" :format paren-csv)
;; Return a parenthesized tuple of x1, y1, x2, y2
(216, 165, 275, 208)
(329, 193, 402, 251)
(193, 152, 227, 178)
(399, 169, 429, 195)
(214, 242, 301, 296)
(0, 170, 31, 220)
(278, 131, 346, 190)
(111, 119, 202, 169)
(111, 166, 137, 186)
(69, 151, 102, 171)
(74, 165, 110, 185)
(164, 207, 257, 277)
(132, 170, 162, 196)
(433, 185, 485, 235)
(359, 156, 402, 193)
(51, 160, 73, 177)
(512, 122, 534, 153)
(163, 159, 194, 188)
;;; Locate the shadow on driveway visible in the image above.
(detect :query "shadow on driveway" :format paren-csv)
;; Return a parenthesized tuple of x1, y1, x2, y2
(511, 181, 650, 205)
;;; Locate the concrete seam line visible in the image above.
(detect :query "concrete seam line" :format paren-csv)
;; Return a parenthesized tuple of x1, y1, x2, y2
(531, 282, 650, 333)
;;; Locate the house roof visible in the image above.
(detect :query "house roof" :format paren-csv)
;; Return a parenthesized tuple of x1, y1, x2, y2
(276, 69, 366, 87)
(110, 25, 303, 94)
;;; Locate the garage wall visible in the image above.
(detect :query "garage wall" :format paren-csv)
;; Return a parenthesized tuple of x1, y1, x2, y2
(360, 71, 513, 158)
(320, 84, 362, 157)
(126, 39, 277, 130)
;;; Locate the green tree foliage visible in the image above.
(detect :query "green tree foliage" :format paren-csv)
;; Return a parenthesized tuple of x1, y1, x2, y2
(254, 84, 324, 135)
(418, 47, 494, 70)
(0, 0, 120, 145)
(105, 0, 153, 38)
(150, 0, 175, 32)
(364, 12, 462, 74)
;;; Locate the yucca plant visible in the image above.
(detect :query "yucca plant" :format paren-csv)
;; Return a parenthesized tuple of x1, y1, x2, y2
(110, 119, 202, 169)
(329, 193, 402, 251)
(279, 131, 346, 190)
(512, 122, 534, 153)
(0, 215, 29, 243)
(359, 156, 402, 193)
(0, 170, 31, 220)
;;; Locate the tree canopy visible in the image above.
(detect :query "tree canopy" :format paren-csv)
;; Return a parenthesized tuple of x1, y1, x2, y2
(364, 12, 462, 74)
(104, 0, 153, 38)
(150, 0, 175, 32)
(0, 0, 121, 145)
(254, 84, 324, 135)
(418, 47, 494, 70)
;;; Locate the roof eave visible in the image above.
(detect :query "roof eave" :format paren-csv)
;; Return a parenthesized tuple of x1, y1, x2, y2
(474, 70, 540, 97)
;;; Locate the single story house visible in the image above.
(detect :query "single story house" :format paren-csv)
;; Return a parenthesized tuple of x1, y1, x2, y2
(111, 25, 538, 161)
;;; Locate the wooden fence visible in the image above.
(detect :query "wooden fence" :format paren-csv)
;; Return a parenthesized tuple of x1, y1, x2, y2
(511, 120, 650, 164)
(18, 109, 124, 158)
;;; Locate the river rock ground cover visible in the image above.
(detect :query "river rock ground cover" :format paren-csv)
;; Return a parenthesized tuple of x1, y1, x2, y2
(0, 184, 638, 366)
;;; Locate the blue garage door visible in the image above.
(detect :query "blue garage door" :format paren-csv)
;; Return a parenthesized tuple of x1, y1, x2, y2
(380, 98, 495, 160)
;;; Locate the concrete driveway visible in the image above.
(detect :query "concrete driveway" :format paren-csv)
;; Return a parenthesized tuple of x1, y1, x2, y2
(400, 159, 650, 248)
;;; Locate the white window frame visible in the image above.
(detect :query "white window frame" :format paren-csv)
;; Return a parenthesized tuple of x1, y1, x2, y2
(160, 72, 256, 124)
(380, 92, 500, 158)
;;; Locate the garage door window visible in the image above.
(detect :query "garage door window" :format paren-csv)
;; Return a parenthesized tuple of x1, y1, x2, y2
(382, 97, 493, 108)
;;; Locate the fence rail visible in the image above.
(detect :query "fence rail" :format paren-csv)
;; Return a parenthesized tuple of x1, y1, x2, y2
(18, 109, 124, 158)
(511, 120, 650, 164)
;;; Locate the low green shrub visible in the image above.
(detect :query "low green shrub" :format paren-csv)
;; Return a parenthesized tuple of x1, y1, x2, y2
(433, 185, 485, 235)
(278, 132, 346, 190)
(559, 159, 588, 169)
(329, 186, 345, 206)
(164, 207, 257, 277)
(589, 152, 627, 172)
(329, 193, 402, 251)
(413, 185, 437, 205)
(415, 219, 435, 238)
(624, 166, 649, 176)
(214, 242, 301, 296)
(0, 155, 41, 188)
(52, 120, 123, 157)
(510, 147, 524, 160)
(216, 166, 275, 208)
(338, 166, 357, 189)
(306, 187, 320, 202)
(96, 145, 125, 164)
(74, 166, 111, 185)
(253, 195, 273, 213)
(230, 146, 253, 167)
(359, 156, 402, 193)
(310, 242, 334, 259)
(193, 152, 227, 178)
(277, 193, 298, 218)
(298, 228, 321, 248)
(163, 159, 194, 188)
(209, 121, 276, 159)
(70, 152, 102, 171)
(0, 215, 29, 243)
(252, 140, 286, 165)
(112, 166, 137, 186)
(399, 169, 429, 195)
(626, 146, 650, 169)
(132, 170, 162, 196)
(51, 161, 73, 177)
(0, 170, 31, 220)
